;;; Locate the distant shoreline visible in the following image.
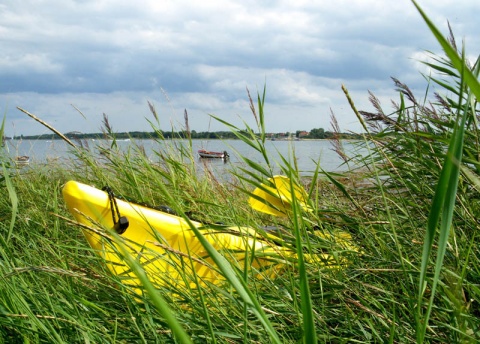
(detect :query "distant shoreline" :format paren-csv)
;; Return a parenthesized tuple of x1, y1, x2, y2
(3, 130, 363, 141)
(4, 136, 363, 142)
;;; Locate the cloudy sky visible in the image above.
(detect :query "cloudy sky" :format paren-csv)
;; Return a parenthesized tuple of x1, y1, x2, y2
(1, 0, 478, 136)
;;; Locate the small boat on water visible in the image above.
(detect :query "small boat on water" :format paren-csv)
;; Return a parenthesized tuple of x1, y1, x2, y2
(15, 156, 30, 166)
(198, 149, 229, 159)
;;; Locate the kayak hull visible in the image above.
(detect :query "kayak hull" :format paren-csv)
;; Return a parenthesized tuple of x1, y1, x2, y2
(62, 181, 286, 293)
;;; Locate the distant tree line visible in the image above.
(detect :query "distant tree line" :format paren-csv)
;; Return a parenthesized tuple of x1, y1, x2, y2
(11, 128, 362, 141)
(11, 130, 242, 140)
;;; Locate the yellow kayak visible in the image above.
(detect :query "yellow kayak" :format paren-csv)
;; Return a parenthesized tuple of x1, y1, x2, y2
(62, 181, 293, 293)
(62, 181, 356, 295)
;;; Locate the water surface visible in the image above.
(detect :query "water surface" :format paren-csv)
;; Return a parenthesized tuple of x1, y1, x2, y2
(4, 138, 365, 176)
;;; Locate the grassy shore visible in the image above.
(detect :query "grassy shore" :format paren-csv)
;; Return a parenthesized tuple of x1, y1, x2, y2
(1, 3, 479, 343)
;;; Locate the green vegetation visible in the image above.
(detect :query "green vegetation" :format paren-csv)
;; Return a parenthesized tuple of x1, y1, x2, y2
(1, 2, 479, 343)
(11, 130, 241, 141)
(10, 128, 361, 141)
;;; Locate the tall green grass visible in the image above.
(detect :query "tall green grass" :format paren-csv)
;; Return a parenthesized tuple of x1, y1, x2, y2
(0, 1, 479, 342)
(411, 1, 480, 341)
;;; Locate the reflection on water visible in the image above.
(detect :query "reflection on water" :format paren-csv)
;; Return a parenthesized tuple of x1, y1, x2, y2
(2, 138, 366, 176)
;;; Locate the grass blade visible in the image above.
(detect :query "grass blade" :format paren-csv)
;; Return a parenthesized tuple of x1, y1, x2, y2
(412, 0, 480, 100)
(287, 176, 317, 344)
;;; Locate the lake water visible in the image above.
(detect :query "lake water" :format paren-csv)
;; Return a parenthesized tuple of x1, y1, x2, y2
(3, 138, 366, 176)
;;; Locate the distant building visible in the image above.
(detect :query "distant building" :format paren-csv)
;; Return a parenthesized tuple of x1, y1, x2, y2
(298, 131, 309, 138)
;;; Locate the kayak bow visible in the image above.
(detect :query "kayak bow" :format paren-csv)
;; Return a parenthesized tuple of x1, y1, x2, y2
(62, 181, 287, 293)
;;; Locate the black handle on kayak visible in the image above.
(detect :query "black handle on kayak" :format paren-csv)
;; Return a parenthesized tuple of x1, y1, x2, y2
(103, 186, 130, 234)
(114, 216, 129, 234)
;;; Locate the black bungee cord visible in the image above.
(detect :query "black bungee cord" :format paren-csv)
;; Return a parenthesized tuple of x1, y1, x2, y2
(102, 186, 129, 234)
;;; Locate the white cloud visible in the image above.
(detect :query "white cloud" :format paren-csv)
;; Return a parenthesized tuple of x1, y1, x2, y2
(0, 53, 63, 73)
